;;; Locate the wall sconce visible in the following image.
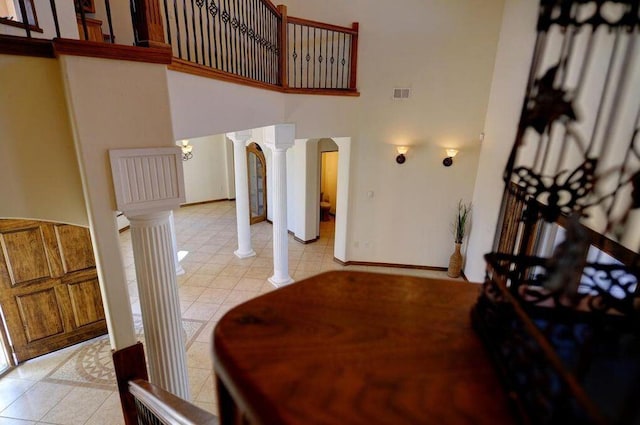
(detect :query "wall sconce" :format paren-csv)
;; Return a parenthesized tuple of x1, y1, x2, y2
(396, 146, 409, 164)
(179, 140, 193, 161)
(443, 149, 458, 167)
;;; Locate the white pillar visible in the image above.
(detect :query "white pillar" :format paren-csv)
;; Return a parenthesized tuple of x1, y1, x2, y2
(128, 211, 190, 400)
(265, 124, 295, 286)
(229, 131, 256, 259)
(169, 211, 185, 276)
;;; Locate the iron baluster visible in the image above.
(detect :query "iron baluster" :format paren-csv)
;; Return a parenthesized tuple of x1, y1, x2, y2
(222, 0, 230, 72)
(49, 0, 60, 38)
(241, 0, 249, 78)
(197, 0, 205, 64)
(103, 0, 115, 43)
(173, 0, 183, 57)
(76, 0, 88, 41)
(324, 29, 329, 88)
(190, 0, 198, 63)
(17, 0, 31, 38)
(318, 28, 323, 88)
(231, 0, 239, 76)
(205, 0, 211, 67)
(334, 31, 340, 88)
(341, 32, 347, 88)
(216, 0, 223, 69)
(162, 0, 172, 48)
(292, 23, 297, 87)
(182, 0, 191, 60)
(329, 30, 335, 88)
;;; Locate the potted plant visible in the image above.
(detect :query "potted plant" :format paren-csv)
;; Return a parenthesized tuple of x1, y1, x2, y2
(448, 200, 471, 278)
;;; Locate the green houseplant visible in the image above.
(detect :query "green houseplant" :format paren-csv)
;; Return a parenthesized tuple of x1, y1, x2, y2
(448, 200, 471, 278)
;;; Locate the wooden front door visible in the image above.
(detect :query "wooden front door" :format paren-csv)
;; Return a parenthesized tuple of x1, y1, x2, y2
(0, 220, 107, 362)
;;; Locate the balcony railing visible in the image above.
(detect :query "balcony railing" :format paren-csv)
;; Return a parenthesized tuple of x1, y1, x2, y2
(0, 0, 358, 94)
(159, 0, 358, 92)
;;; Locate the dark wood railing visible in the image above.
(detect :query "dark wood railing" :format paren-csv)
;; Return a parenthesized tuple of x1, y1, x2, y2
(113, 342, 218, 425)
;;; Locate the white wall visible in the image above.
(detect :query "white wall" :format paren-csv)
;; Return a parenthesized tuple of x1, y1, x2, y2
(180, 134, 231, 204)
(61, 56, 176, 350)
(0, 54, 87, 226)
(281, 0, 504, 267)
(167, 70, 286, 140)
(465, 0, 539, 282)
(165, 0, 505, 268)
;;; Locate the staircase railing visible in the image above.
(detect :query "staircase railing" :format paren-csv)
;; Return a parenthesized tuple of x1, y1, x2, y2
(0, 0, 359, 93)
(158, 0, 359, 92)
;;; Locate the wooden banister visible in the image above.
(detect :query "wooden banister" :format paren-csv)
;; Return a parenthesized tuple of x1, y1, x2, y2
(277, 4, 288, 88)
(349, 22, 359, 90)
(131, 0, 169, 48)
(130, 380, 218, 425)
(286, 16, 358, 34)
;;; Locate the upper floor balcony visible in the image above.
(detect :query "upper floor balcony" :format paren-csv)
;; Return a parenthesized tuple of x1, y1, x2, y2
(0, 0, 359, 95)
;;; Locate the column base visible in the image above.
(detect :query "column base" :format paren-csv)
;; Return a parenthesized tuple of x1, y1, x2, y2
(268, 275, 294, 287)
(234, 249, 256, 259)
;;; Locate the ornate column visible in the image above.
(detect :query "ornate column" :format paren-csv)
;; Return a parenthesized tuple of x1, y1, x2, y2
(128, 211, 190, 399)
(169, 211, 185, 275)
(265, 124, 295, 286)
(228, 131, 256, 259)
(109, 147, 189, 400)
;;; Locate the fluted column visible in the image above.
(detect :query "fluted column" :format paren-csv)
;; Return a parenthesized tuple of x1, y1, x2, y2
(169, 211, 185, 276)
(229, 131, 256, 259)
(128, 211, 190, 400)
(265, 124, 295, 286)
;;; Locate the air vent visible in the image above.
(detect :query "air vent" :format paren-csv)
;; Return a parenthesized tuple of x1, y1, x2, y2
(392, 88, 411, 100)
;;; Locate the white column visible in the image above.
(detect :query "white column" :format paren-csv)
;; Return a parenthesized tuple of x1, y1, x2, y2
(229, 131, 256, 259)
(169, 211, 185, 276)
(128, 211, 190, 400)
(265, 124, 295, 286)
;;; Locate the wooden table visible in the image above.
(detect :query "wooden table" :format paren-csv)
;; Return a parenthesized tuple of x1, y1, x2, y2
(213, 271, 515, 424)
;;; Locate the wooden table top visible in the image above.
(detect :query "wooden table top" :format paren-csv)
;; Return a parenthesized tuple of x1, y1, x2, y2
(213, 271, 515, 424)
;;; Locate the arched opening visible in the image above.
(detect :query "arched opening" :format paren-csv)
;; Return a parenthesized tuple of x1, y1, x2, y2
(247, 142, 267, 224)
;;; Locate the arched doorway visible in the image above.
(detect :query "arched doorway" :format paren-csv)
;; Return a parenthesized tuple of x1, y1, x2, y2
(247, 142, 267, 224)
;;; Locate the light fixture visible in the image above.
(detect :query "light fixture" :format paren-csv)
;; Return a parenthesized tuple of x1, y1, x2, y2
(179, 140, 193, 161)
(443, 149, 458, 167)
(396, 146, 409, 164)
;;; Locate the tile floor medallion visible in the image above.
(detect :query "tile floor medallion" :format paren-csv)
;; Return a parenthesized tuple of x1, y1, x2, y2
(43, 316, 205, 390)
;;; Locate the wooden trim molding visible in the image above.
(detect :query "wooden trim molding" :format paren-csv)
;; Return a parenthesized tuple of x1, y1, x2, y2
(0, 34, 54, 57)
(180, 198, 235, 207)
(169, 58, 284, 93)
(169, 57, 360, 97)
(287, 230, 319, 244)
(331, 259, 469, 281)
(287, 16, 358, 34)
(53, 38, 172, 64)
(0, 18, 43, 33)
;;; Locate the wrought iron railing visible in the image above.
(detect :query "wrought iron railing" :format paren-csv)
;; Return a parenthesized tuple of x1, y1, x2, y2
(159, 1, 359, 91)
(1, 0, 359, 92)
(286, 17, 357, 90)
(161, 0, 280, 84)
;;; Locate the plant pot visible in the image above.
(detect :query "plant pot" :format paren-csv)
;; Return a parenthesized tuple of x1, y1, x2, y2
(447, 243, 463, 278)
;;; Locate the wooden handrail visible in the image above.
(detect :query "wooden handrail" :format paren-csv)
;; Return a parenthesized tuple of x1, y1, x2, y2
(129, 380, 218, 425)
(277, 4, 288, 88)
(287, 16, 359, 35)
(258, 0, 279, 16)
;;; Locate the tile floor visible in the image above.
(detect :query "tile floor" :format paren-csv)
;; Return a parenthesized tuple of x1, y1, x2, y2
(0, 201, 462, 424)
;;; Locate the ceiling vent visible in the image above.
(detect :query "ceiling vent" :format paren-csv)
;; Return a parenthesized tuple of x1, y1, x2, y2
(392, 88, 411, 100)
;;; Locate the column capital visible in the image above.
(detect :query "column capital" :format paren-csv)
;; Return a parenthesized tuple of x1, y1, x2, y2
(227, 130, 253, 145)
(264, 124, 295, 151)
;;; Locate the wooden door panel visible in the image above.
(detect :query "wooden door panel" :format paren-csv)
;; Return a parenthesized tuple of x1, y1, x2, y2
(0, 227, 51, 285)
(68, 278, 105, 327)
(0, 220, 107, 362)
(55, 225, 95, 273)
(16, 288, 64, 342)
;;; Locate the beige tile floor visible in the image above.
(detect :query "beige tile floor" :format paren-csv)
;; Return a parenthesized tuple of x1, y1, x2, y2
(0, 201, 462, 424)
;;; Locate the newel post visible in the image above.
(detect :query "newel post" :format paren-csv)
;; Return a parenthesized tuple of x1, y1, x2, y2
(132, 0, 170, 48)
(349, 22, 359, 90)
(277, 4, 288, 88)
